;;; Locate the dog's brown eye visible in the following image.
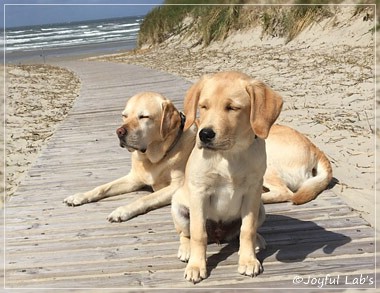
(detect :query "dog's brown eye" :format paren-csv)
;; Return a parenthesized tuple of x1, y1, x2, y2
(139, 115, 149, 119)
(122, 114, 128, 119)
(199, 105, 208, 110)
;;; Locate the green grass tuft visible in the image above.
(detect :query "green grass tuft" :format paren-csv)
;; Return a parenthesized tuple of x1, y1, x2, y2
(138, 0, 244, 47)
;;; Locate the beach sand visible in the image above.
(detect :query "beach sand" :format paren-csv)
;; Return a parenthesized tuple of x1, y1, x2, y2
(4, 65, 80, 202)
(4, 6, 377, 229)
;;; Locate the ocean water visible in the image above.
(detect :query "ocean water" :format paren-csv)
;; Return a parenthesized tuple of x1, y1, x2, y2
(4, 15, 142, 63)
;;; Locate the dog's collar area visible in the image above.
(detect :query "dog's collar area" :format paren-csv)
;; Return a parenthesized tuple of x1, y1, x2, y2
(179, 111, 186, 130)
(164, 111, 186, 157)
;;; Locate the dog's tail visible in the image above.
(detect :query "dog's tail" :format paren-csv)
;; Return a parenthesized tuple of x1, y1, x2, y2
(291, 150, 333, 205)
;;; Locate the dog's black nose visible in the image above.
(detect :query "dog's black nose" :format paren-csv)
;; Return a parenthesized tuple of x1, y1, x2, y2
(199, 128, 216, 143)
(116, 126, 127, 138)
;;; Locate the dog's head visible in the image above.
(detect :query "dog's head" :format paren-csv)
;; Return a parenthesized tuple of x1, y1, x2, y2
(116, 92, 182, 155)
(184, 71, 283, 152)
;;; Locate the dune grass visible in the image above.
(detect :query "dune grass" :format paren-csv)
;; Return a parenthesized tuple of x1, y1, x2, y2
(138, 0, 375, 47)
(138, 0, 244, 47)
(261, 5, 334, 43)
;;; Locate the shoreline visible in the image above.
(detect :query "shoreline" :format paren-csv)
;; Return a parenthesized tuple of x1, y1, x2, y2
(3, 6, 377, 229)
(4, 39, 137, 65)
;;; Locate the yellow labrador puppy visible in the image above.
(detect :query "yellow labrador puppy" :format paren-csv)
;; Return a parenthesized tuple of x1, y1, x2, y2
(64, 92, 196, 222)
(171, 71, 283, 283)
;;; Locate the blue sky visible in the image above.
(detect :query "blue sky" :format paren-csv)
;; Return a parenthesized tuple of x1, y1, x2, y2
(2, 0, 164, 28)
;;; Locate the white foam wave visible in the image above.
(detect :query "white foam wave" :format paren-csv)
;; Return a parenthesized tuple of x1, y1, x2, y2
(6, 16, 141, 51)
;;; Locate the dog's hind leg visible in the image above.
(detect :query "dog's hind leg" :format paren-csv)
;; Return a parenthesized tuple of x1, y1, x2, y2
(262, 171, 294, 204)
(171, 201, 191, 262)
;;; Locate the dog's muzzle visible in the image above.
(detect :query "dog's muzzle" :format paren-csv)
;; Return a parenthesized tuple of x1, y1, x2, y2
(116, 126, 146, 153)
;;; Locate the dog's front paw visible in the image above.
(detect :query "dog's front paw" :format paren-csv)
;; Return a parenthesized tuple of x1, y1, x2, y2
(178, 242, 191, 262)
(238, 256, 263, 277)
(107, 206, 133, 223)
(184, 262, 207, 284)
(63, 193, 88, 206)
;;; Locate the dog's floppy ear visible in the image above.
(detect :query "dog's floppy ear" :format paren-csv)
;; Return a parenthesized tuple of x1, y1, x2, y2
(183, 76, 208, 130)
(160, 100, 180, 139)
(247, 80, 283, 139)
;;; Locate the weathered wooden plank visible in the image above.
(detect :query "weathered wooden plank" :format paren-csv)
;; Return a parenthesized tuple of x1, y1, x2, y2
(4, 204, 363, 227)
(4, 204, 371, 236)
(4, 61, 375, 289)
(5, 257, 375, 289)
(5, 235, 374, 274)
(5, 218, 373, 249)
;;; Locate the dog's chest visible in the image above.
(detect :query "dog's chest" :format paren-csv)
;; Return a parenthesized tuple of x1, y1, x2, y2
(208, 180, 245, 222)
(133, 156, 171, 188)
(204, 159, 250, 222)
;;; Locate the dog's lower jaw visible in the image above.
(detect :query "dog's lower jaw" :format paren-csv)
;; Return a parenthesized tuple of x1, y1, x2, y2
(197, 141, 232, 151)
(127, 147, 146, 153)
(197, 139, 211, 150)
(119, 142, 146, 153)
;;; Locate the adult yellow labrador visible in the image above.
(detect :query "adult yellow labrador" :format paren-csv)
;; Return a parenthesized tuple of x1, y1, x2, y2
(64, 92, 197, 222)
(171, 71, 283, 283)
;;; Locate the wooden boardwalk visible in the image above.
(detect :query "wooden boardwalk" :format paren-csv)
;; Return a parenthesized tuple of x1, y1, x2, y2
(4, 61, 376, 290)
